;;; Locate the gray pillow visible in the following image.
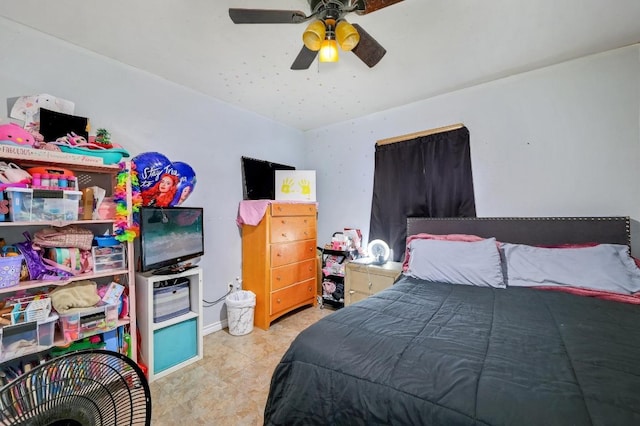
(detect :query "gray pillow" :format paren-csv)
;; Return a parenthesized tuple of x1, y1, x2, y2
(501, 243, 640, 294)
(406, 238, 505, 288)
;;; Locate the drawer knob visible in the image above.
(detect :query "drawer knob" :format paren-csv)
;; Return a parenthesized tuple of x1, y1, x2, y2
(281, 220, 286, 224)
(276, 276, 281, 281)
(282, 233, 287, 238)
(308, 266, 312, 271)
(277, 298, 281, 304)
(303, 231, 308, 236)
(368, 282, 372, 289)
(303, 219, 308, 224)
(276, 252, 282, 257)
(349, 290, 355, 294)
(277, 206, 282, 211)
(308, 287, 312, 292)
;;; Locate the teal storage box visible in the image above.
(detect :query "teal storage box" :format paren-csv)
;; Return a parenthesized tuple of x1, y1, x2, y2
(153, 318, 198, 374)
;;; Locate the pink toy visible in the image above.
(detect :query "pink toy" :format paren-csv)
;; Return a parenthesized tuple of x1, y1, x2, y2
(0, 123, 35, 147)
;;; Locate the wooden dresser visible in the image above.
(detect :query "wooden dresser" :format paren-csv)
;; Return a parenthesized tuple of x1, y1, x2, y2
(241, 202, 317, 329)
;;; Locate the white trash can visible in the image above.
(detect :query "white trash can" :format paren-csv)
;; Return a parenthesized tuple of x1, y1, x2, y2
(226, 290, 256, 336)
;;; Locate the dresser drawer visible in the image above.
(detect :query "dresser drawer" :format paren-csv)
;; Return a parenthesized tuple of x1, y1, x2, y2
(347, 269, 397, 294)
(271, 240, 316, 267)
(346, 290, 369, 306)
(346, 268, 373, 293)
(271, 203, 316, 217)
(271, 216, 316, 243)
(346, 262, 402, 294)
(271, 278, 316, 316)
(271, 258, 316, 291)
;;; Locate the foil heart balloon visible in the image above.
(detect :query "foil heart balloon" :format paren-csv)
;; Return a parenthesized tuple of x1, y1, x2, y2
(170, 162, 197, 206)
(132, 152, 196, 207)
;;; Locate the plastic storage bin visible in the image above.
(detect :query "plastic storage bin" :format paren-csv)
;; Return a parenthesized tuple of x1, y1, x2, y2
(6, 187, 82, 222)
(153, 277, 190, 323)
(58, 303, 118, 343)
(225, 290, 256, 336)
(0, 314, 59, 362)
(92, 244, 126, 272)
(36, 313, 59, 347)
(0, 254, 23, 288)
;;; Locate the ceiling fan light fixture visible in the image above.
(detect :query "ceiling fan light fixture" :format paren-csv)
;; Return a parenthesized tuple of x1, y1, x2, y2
(302, 20, 326, 51)
(319, 38, 339, 62)
(336, 20, 360, 51)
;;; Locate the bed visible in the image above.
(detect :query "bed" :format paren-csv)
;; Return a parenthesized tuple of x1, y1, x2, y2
(264, 217, 640, 426)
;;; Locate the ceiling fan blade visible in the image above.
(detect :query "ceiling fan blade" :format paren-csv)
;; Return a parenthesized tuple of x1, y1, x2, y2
(229, 8, 308, 24)
(351, 24, 386, 68)
(356, 0, 404, 15)
(291, 46, 318, 70)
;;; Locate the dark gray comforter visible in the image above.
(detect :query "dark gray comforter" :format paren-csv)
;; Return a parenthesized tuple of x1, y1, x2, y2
(264, 276, 640, 425)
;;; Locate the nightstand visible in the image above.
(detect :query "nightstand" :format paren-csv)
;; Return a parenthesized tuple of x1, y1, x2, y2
(344, 261, 403, 306)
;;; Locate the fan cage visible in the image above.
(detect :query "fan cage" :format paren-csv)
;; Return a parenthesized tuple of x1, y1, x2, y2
(0, 349, 151, 426)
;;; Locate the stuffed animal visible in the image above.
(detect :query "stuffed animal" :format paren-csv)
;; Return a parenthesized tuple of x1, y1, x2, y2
(0, 123, 35, 147)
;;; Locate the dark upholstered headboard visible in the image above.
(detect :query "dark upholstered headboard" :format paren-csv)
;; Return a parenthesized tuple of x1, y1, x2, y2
(406, 217, 630, 247)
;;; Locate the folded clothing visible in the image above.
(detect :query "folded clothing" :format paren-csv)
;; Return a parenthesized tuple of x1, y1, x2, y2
(50, 280, 100, 314)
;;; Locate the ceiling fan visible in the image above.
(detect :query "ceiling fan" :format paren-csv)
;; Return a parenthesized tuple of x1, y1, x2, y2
(229, 0, 404, 70)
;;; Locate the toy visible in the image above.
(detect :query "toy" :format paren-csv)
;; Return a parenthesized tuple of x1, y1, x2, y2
(0, 123, 36, 147)
(94, 128, 114, 148)
(132, 152, 197, 206)
(51, 132, 130, 165)
(114, 162, 141, 243)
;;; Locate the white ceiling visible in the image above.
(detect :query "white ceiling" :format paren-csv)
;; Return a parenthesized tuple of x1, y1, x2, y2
(2, 0, 640, 131)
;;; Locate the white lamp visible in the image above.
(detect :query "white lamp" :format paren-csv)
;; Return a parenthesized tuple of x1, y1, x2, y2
(367, 239, 390, 264)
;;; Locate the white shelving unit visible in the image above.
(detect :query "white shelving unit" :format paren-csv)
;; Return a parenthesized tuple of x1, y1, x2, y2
(135, 267, 203, 382)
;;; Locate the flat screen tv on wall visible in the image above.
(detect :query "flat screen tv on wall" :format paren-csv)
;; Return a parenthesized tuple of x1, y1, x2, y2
(241, 156, 295, 200)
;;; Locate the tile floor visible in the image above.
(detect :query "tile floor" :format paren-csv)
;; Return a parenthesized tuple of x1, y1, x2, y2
(148, 305, 333, 425)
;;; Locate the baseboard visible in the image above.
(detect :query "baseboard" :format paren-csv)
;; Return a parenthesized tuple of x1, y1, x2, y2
(203, 319, 228, 336)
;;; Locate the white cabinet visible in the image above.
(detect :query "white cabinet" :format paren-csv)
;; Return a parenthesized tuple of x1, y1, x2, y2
(135, 267, 203, 382)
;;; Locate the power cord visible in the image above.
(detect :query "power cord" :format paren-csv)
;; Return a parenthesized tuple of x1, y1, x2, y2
(203, 277, 242, 307)
(203, 288, 232, 307)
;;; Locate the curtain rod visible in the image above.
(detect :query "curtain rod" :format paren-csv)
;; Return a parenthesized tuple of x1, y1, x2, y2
(376, 123, 465, 146)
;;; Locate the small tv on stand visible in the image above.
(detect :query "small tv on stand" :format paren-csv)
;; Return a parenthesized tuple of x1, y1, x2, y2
(139, 207, 204, 275)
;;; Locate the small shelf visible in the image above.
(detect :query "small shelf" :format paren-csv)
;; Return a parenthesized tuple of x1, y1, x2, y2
(52, 319, 130, 347)
(0, 268, 130, 296)
(0, 150, 121, 173)
(152, 311, 199, 331)
(0, 219, 116, 228)
(321, 248, 358, 257)
(324, 274, 344, 282)
(320, 247, 358, 310)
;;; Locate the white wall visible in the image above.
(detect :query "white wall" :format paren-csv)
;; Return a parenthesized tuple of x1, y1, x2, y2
(305, 45, 640, 254)
(0, 17, 305, 330)
(2, 14, 640, 331)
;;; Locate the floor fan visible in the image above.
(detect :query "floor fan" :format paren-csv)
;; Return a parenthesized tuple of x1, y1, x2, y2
(0, 349, 151, 425)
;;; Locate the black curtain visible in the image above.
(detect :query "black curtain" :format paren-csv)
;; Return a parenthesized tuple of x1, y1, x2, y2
(369, 126, 476, 261)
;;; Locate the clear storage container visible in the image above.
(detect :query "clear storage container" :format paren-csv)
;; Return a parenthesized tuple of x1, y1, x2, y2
(58, 303, 118, 343)
(6, 187, 82, 222)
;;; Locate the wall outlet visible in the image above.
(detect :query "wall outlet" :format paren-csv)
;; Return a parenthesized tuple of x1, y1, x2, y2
(234, 277, 242, 291)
